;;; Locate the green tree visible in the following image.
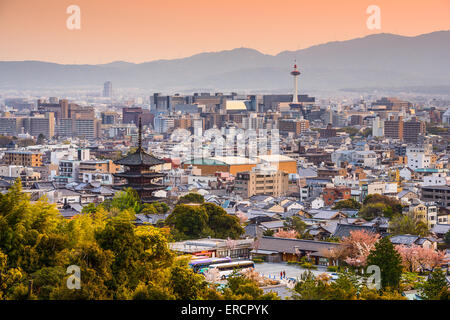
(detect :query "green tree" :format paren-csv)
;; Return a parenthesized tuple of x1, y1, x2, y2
(333, 199, 361, 210)
(389, 213, 429, 237)
(178, 193, 205, 204)
(140, 203, 158, 215)
(419, 268, 449, 300)
(223, 274, 279, 300)
(105, 188, 142, 214)
(50, 242, 114, 300)
(168, 264, 208, 300)
(444, 229, 450, 247)
(151, 202, 169, 214)
(283, 216, 308, 237)
(292, 271, 333, 300)
(202, 203, 244, 239)
(359, 203, 389, 220)
(363, 194, 403, 216)
(165, 204, 210, 240)
(366, 237, 403, 290)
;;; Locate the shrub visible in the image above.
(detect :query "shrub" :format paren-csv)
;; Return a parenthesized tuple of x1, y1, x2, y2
(301, 263, 317, 270)
(327, 266, 339, 272)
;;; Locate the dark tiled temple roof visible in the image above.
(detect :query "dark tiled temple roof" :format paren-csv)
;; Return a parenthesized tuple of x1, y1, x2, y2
(114, 148, 165, 167)
(256, 236, 341, 254)
(332, 223, 377, 238)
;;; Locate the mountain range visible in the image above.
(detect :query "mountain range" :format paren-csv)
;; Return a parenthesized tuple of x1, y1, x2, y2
(1, 30, 449, 93)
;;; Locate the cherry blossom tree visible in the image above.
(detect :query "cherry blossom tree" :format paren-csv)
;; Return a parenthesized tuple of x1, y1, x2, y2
(395, 245, 446, 273)
(341, 230, 380, 267)
(274, 229, 298, 239)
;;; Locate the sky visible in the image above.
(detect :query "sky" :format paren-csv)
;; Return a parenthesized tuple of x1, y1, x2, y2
(0, 0, 449, 64)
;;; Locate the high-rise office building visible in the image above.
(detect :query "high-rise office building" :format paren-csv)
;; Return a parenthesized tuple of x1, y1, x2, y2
(103, 81, 112, 98)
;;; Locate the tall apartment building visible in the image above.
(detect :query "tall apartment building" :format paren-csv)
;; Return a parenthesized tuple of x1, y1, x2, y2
(372, 116, 384, 137)
(101, 112, 119, 125)
(122, 107, 153, 126)
(234, 169, 289, 198)
(242, 113, 264, 130)
(403, 118, 426, 143)
(75, 119, 101, 140)
(154, 115, 175, 133)
(279, 119, 309, 135)
(26, 113, 55, 138)
(0, 117, 20, 136)
(421, 185, 450, 207)
(350, 115, 364, 126)
(58, 118, 100, 140)
(319, 123, 337, 138)
(37, 99, 69, 121)
(2, 151, 43, 167)
(384, 116, 404, 140)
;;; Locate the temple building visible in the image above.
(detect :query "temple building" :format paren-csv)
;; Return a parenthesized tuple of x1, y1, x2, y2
(113, 118, 166, 202)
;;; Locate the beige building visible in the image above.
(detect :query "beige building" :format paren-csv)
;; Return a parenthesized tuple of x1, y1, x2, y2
(2, 151, 43, 167)
(78, 160, 120, 184)
(234, 169, 289, 199)
(409, 201, 438, 229)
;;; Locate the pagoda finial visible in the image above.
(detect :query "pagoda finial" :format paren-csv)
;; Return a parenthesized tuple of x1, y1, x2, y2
(138, 117, 142, 151)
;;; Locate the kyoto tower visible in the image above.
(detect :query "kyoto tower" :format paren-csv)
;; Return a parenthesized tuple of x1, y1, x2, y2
(290, 61, 301, 104)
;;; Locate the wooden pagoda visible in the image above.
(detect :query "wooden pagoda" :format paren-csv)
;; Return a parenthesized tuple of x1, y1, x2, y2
(113, 118, 166, 203)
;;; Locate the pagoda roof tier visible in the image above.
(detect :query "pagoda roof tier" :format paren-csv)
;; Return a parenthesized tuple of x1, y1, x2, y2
(113, 184, 166, 191)
(113, 172, 166, 179)
(114, 148, 166, 167)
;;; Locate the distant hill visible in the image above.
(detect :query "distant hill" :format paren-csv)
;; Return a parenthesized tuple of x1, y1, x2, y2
(1, 31, 449, 92)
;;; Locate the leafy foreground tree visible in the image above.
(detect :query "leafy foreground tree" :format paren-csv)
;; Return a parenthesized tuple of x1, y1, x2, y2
(0, 179, 228, 300)
(366, 237, 403, 290)
(165, 203, 244, 240)
(419, 268, 449, 300)
(223, 273, 279, 300)
(292, 270, 405, 300)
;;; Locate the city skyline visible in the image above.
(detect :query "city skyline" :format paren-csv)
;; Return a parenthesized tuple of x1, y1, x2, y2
(0, 0, 449, 64)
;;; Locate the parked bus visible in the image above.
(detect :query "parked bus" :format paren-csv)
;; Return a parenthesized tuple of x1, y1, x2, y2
(188, 257, 232, 273)
(206, 260, 255, 279)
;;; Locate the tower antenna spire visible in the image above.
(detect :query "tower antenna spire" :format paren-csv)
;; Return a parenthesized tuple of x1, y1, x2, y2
(138, 117, 142, 151)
